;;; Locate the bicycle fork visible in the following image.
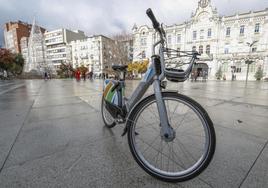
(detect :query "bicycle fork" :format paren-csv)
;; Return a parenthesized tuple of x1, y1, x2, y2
(153, 79, 176, 142)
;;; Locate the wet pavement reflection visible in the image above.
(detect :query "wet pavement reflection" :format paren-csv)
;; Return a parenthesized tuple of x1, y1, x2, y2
(0, 79, 267, 187)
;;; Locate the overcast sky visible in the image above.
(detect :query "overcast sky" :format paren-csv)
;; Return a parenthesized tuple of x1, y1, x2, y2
(0, 0, 268, 47)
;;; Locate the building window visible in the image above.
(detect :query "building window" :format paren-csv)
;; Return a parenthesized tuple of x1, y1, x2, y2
(192, 46, 196, 52)
(177, 47, 180, 56)
(206, 45, 210, 55)
(208, 28, 212, 38)
(141, 51, 146, 58)
(240, 25, 245, 35)
(222, 63, 228, 72)
(200, 29, 204, 39)
(224, 48, 229, 54)
(249, 63, 256, 73)
(167, 35, 172, 44)
(177, 34, 181, 43)
(193, 31, 197, 40)
(226, 27, 231, 36)
(255, 23, 260, 33)
(140, 38, 147, 46)
(199, 45, 203, 54)
(252, 47, 257, 52)
(236, 67, 241, 73)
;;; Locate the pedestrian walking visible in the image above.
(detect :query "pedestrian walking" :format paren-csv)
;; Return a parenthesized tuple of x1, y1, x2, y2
(44, 72, 48, 81)
(82, 72, 86, 81)
(3, 70, 7, 79)
(75, 70, 81, 81)
(194, 70, 198, 82)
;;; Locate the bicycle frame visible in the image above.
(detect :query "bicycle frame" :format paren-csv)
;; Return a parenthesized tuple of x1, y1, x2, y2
(116, 39, 175, 138)
(106, 26, 197, 137)
(125, 40, 164, 111)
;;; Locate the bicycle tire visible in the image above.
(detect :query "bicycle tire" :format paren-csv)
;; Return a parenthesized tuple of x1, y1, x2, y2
(127, 92, 216, 182)
(101, 95, 116, 128)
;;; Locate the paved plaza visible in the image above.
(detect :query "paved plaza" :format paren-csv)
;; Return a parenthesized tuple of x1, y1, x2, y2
(0, 79, 267, 188)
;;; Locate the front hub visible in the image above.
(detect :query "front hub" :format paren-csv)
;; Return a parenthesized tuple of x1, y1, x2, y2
(160, 124, 176, 142)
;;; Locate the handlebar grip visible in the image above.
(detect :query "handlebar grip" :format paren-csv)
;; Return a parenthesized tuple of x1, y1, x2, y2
(146, 8, 160, 29)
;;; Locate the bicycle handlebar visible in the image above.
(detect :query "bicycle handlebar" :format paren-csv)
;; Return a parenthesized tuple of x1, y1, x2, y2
(146, 8, 160, 30)
(146, 8, 199, 81)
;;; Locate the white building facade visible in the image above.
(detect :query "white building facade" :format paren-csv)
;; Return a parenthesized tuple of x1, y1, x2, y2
(133, 0, 268, 80)
(44, 29, 86, 69)
(70, 35, 128, 76)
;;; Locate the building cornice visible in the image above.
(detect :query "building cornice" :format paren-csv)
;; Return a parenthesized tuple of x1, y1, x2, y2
(134, 1, 268, 32)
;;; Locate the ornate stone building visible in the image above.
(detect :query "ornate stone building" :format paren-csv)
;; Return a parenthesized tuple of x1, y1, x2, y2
(132, 0, 268, 80)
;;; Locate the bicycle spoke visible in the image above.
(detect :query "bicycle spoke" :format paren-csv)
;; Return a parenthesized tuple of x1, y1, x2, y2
(174, 108, 190, 131)
(146, 103, 160, 121)
(166, 100, 172, 123)
(128, 94, 214, 179)
(176, 138, 197, 163)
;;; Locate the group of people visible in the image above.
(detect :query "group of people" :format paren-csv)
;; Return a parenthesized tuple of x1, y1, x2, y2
(74, 70, 94, 81)
(44, 72, 51, 80)
(223, 73, 236, 81)
(191, 70, 207, 82)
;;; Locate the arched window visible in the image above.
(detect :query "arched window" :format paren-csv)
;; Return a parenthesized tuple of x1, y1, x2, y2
(192, 46, 196, 52)
(199, 45, 203, 54)
(208, 28, 212, 37)
(206, 45, 210, 55)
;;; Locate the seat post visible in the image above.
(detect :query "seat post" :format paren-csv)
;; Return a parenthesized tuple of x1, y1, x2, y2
(119, 71, 126, 80)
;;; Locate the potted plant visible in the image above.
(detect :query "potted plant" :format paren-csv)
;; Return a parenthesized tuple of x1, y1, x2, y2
(254, 67, 264, 81)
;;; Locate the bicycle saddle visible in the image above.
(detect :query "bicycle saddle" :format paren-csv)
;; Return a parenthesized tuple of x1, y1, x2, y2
(112, 64, 128, 72)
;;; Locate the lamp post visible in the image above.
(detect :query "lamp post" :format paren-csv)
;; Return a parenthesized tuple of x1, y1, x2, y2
(245, 41, 257, 83)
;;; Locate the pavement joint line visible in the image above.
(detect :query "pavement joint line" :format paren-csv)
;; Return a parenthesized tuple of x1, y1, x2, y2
(31, 101, 85, 109)
(238, 140, 268, 188)
(2, 141, 72, 170)
(0, 82, 43, 174)
(207, 106, 268, 119)
(67, 154, 83, 172)
(2, 133, 118, 171)
(197, 177, 214, 188)
(78, 96, 100, 112)
(214, 123, 268, 141)
(193, 94, 268, 108)
(0, 83, 16, 87)
(0, 83, 25, 95)
(26, 111, 100, 124)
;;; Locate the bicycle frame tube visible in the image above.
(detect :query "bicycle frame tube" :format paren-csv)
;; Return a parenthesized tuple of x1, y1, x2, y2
(125, 63, 155, 111)
(126, 39, 163, 111)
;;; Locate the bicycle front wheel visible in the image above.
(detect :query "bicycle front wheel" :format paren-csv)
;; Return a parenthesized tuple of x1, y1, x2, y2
(127, 92, 216, 182)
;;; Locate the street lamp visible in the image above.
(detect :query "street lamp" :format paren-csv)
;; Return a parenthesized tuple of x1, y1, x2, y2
(245, 41, 257, 83)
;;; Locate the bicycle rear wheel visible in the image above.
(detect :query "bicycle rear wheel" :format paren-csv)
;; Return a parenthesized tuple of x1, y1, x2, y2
(127, 92, 216, 182)
(101, 96, 116, 128)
